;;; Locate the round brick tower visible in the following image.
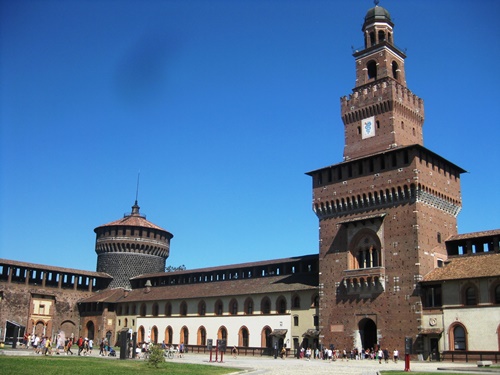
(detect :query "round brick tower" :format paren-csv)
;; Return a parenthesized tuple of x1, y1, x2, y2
(94, 201, 173, 289)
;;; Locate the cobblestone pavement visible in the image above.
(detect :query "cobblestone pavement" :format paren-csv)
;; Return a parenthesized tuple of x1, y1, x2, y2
(2, 348, 495, 375)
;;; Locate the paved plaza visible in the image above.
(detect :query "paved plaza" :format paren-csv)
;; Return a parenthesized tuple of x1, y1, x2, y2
(2, 348, 497, 375)
(177, 353, 494, 375)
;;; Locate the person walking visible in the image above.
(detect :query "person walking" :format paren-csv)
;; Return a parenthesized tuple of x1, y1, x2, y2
(66, 337, 74, 355)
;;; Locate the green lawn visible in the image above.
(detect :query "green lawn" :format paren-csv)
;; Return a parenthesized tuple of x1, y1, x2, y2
(0, 355, 240, 375)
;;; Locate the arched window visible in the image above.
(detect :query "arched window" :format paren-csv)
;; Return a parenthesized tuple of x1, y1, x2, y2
(218, 326, 227, 341)
(452, 325, 466, 350)
(369, 32, 375, 46)
(276, 296, 287, 314)
(151, 326, 158, 344)
(230, 299, 238, 315)
(124, 304, 129, 315)
(261, 297, 271, 314)
(355, 246, 380, 268)
(140, 303, 147, 317)
(124, 318, 128, 327)
(349, 230, 382, 270)
(215, 300, 223, 316)
(180, 301, 188, 316)
(464, 286, 477, 305)
(165, 302, 172, 316)
(197, 326, 207, 345)
(261, 326, 272, 349)
(117, 305, 122, 315)
(165, 326, 173, 345)
(138, 326, 145, 343)
(312, 294, 319, 308)
(378, 30, 386, 43)
(392, 61, 399, 79)
(367, 61, 377, 80)
(131, 304, 137, 315)
(152, 303, 159, 317)
(198, 300, 206, 316)
(244, 298, 254, 315)
(239, 326, 249, 347)
(292, 295, 300, 309)
(180, 326, 189, 345)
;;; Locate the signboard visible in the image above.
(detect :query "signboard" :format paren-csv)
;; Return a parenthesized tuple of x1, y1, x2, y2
(218, 339, 226, 352)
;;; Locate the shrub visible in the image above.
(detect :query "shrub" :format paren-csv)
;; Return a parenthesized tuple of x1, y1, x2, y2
(146, 344, 164, 368)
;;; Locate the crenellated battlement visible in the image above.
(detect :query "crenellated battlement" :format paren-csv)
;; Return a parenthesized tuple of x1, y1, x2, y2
(341, 78, 424, 114)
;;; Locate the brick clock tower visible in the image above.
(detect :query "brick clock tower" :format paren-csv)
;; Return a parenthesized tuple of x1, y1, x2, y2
(307, 4, 465, 353)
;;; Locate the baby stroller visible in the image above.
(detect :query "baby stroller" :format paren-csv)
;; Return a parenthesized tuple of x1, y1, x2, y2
(108, 346, 116, 357)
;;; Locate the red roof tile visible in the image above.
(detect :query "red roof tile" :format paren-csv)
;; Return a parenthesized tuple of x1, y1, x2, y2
(447, 229, 500, 241)
(81, 273, 318, 304)
(95, 203, 170, 233)
(79, 288, 125, 303)
(96, 214, 167, 231)
(422, 252, 500, 282)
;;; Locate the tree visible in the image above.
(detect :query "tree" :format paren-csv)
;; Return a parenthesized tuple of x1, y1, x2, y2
(165, 264, 186, 272)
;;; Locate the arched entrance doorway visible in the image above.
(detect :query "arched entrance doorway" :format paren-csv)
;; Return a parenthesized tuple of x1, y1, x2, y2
(60, 320, 76, 339)
(358, 318, 377, 350)
(86, 321, 95, 340)
(34, 321, 45, 336)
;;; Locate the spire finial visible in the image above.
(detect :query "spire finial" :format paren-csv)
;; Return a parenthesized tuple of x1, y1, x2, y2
(374, 0, 380, 5)
(135, 171, 140, 206)
(130, 171, 141, 215)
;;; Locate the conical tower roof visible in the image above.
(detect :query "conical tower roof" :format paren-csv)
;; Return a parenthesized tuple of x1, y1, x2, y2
(94, 201, 172, 236)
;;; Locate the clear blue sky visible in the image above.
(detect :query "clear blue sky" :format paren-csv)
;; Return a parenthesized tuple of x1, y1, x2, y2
(1, 0, 499, 272)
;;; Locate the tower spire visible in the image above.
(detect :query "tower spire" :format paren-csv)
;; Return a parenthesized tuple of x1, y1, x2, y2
(135, 171, 140, 205)
(132, 171, 141, 215)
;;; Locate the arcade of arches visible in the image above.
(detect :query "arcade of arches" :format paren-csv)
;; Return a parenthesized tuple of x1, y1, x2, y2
(134, 324, 273, 351)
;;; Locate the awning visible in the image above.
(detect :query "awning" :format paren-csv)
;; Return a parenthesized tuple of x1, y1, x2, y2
(302, 329, 319, 338)
(269, 329, 288, 337)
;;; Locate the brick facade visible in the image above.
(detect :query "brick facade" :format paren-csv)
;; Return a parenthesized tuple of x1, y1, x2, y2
(308, 5, 465, 353)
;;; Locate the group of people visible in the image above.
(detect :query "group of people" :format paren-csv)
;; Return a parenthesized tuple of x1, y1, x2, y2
(23, 333, 114, 357)
(296, 346, 400, 363)
(127, 340, 186, 359)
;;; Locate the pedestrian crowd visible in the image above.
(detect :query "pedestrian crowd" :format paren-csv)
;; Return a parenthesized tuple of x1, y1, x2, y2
(295, 345, 400, 363)
(22, 333, 115, 357)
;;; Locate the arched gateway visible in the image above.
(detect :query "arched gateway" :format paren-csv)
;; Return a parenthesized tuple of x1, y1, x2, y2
(357, 318, 377, 351)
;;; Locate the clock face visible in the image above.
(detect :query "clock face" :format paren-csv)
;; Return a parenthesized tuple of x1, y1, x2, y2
(361, 116, 375, 139)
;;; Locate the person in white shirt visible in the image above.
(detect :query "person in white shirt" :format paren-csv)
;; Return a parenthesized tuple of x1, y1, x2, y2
(393, 349, 399, 363)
